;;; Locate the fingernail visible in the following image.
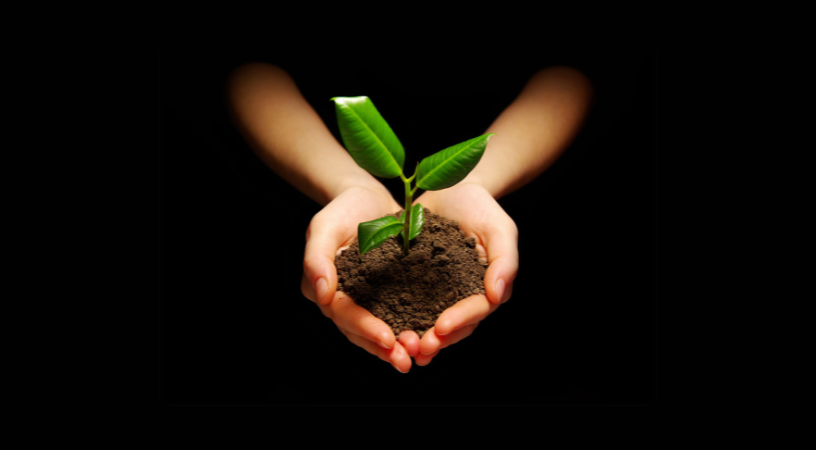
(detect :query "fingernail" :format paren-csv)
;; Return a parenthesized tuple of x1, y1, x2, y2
(394, 365, 406, 373)
(378, 339, 392, 349)
(495, 278, 506, 303)
(315, 278, 327, 302)
(436, 322, 449, 336)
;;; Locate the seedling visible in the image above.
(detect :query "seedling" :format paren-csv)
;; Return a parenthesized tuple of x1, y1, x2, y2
(331, 96, 494, 257)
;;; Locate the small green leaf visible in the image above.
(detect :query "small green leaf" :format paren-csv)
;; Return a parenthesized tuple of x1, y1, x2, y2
(399, 203, 424, 241)
(331, 96, 405, 179)
(416, 133, 495, 191)
(358, 216, 403, 255)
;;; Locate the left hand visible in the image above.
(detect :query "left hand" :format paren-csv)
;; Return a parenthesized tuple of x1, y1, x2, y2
(396, 182, 519, 365)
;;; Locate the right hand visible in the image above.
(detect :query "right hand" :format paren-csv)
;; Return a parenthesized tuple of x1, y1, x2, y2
(300, 185, 415, 372)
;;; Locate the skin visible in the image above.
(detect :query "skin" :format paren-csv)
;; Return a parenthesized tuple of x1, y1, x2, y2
(227, 63, 593, 372)
(403, 66, 594, 364)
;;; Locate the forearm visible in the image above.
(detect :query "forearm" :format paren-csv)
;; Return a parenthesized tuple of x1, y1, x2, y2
(226, 63, 386, 205)
(461, 66, 594, 199)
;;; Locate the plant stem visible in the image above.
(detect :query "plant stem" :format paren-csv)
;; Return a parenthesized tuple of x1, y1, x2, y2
(399, 167, 417, 256)
(402, 177, 412, 256)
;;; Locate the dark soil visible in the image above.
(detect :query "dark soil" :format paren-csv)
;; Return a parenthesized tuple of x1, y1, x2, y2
(336, 208, 487, 338)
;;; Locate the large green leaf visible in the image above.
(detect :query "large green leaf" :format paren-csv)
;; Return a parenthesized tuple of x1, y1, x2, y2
(416, 134, 495, 191)
(331, 96, 405, 179)
(358, 216, 403, 255)
(399, 203, 425, 241)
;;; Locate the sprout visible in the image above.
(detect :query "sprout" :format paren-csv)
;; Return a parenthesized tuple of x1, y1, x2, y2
(331, 96, 494, 257)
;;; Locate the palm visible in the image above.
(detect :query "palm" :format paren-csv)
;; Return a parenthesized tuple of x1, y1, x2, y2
(317, 186, 401, 254)
(418, 183, 500, 252)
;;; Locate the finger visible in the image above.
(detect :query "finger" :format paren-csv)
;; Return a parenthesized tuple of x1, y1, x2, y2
(413, 350, 439, 366)
(398, 330, 421, 357)
(320, 291, 397, 350)
(483, 219, 519, 305)
(303, 217, 344, 306)
(301, 267, 358, 303)
(432, 294, 498, 337)
(339, 328, 411, 373)
(300, 271, 316, 302)
(419, 323, 479, 356)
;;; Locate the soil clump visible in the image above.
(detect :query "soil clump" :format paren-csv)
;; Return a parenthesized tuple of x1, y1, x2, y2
(336, 208, 487, 338)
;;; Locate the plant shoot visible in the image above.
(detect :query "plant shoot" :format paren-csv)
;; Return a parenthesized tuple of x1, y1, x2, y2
(331, 96, 494, 257)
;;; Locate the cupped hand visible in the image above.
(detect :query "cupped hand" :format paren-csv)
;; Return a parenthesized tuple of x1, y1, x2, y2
(300, 185, 415, 372)
(396, 182, 519, 366)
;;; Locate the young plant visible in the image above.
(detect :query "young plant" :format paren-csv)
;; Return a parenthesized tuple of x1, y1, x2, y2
(331, 96, 494, 257)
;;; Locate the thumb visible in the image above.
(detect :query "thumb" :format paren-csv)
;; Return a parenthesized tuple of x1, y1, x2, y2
(482, 220, 519, 305)
(303, 220, 342, 306)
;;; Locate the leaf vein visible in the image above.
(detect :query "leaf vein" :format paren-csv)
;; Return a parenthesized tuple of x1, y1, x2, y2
(418, 138, 482, 187)
(345, 104, 400, 174)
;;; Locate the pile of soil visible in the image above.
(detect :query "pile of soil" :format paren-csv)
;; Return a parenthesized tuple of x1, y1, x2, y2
(336, 208, 487, 338)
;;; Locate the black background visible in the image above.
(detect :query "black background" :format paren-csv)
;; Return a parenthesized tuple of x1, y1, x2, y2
(159, 45, 657, 405)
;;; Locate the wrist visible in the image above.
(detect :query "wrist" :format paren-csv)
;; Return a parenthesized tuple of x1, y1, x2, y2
(447, 172, 500, 199)
(456, 172, 492, 193)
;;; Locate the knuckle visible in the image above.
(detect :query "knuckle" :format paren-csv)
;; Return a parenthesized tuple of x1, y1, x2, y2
(302, 254, 325, 276)
(488, 220, 517, 240)
(503, 219, 519, 237)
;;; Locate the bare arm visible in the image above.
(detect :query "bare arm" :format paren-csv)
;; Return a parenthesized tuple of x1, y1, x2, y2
(227, 63, 412, 371)
(226, 63, 390, 205)
(407, 67, 592, 362)
(462, 66, 594, 199)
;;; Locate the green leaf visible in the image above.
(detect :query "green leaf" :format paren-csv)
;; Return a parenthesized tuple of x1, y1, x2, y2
(331, 96, 405, 179)
(358, 216, 403, 255)
(416, 133, 495, 191)
(399, 203, 425, 241)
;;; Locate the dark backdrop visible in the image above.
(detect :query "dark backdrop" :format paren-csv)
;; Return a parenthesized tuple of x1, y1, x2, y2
(159, 45, 657, 405)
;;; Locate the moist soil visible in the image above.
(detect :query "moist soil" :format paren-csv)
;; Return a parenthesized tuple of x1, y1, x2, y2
(336, 208, 487, 338)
